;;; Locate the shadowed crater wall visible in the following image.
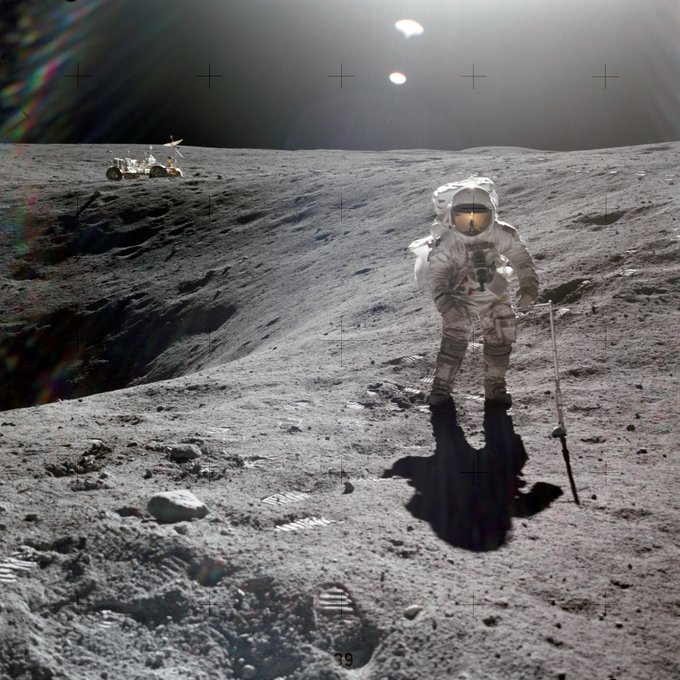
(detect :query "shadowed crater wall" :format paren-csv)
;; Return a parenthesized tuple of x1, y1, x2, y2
(1, 295, 236, 411)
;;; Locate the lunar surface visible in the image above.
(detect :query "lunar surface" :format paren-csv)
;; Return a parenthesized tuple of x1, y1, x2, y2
(0, 142, 679, 679)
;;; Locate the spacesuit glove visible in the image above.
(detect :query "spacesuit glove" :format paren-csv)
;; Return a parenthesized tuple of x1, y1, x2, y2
(516, 289, 537, 310)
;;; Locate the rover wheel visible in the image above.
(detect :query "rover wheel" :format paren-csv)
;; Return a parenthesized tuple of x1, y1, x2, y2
(149, 165, 168, 178)
(106, 166, 122, 181)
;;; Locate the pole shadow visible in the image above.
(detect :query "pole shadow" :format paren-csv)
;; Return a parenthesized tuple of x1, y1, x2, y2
(382, 399, 563, 551)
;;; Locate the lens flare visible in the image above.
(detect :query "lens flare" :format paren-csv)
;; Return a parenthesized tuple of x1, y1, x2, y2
(389, 72, 407, 85)
(395, 19, 424, 39)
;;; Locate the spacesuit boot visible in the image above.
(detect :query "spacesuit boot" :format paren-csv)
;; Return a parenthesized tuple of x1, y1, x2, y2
(428, 337, 467, 406)
(483, 343, 512, 408)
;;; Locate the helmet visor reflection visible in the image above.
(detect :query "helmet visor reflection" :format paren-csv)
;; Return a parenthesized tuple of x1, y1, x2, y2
(451, 204, 492, 235)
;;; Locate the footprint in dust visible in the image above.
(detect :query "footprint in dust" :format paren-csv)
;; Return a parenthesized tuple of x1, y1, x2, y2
(94, 609, 128, 629)
(262, 491, 310, 506)
(420, 369, 435, 385)
(317, 584, 356, 619)
(313, 583, 380, 670)
(0, 551, 38, 583)
(274, 516, 334, 532)
(387, 354, 425, 366)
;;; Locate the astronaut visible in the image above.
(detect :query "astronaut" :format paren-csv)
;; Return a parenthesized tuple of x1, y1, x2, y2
(427, 182, 538, 408)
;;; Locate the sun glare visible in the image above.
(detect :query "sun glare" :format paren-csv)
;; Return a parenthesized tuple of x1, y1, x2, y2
(395, 19, 424, 39)
(389, 72, 407, 85)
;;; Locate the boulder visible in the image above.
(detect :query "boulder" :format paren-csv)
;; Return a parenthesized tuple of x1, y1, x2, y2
(147, 490, 208, 524)
(169, 443, 202, 461)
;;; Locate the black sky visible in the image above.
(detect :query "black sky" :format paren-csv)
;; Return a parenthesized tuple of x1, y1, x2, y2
(1, 0, 679, 151)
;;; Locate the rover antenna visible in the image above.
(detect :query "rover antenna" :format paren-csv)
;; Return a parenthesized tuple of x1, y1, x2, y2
(164, 135, 184, 158)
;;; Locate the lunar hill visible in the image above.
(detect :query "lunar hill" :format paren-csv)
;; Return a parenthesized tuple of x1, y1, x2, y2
(0, 142, 678, 679)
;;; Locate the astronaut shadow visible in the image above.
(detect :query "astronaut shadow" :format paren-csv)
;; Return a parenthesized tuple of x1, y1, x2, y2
(382, 400, 562, 552)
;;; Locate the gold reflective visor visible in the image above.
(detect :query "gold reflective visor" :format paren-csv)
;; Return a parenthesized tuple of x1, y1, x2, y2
(451, 204, 492, 235)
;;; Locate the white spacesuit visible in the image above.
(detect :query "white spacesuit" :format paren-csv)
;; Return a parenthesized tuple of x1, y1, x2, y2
(427, 183, 538, 407)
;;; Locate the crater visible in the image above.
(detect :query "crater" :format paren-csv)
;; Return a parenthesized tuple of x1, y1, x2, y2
(575, 209, 626, 226)
(177, 269, 217, 294)
(0, 297, 237, 411)
(187, 557, 234, 587)
(236, 211, 266, 225)
(91, 588, 189, 627)
(120, 203, 169, 225)
(539, 278, 591, 304)
(40, 222, 162, 263)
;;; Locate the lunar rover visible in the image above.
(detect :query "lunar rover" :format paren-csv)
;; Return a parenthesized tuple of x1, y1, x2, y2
(106, 137, 184, 181)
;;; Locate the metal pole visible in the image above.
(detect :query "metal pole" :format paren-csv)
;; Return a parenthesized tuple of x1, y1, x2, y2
(549, 300, 566, 436)
(547, 300, 580, 505)
(519, 300, 580, 505)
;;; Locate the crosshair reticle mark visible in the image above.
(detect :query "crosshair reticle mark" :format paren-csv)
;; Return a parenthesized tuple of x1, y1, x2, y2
(322, 315, 357, 367)
(460, 64, 487, 90)
(64, 63, 91, 89)
(460, 456, 487, 487)
(196, 63, 223, 89)
(591, 460, 608, 488)
(600, 591, 608, 618)
(328, 63, 355, 89)
(451, 591, 483, 618)
(592, 64, 619, 90)
(69, 331, 87, 353)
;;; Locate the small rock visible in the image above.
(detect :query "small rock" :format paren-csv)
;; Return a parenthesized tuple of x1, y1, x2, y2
(147, 651, 164, 669)
(242, 664, 256, 679)
(169, 444, 202, 461)
(636, 448, 647, 454)
(343, 481, 354, 494)
(145, 441, 168, 452)
(85, 439, 109, 453)
(286, 425, 302, 434)
(116, 506, 143, 518)
(626, 424, 635, 432)
(581, 435, 606, 444)
(25, 513, 39, 522)
(403, 604, 422, 620)
(147, 490, 208, 523)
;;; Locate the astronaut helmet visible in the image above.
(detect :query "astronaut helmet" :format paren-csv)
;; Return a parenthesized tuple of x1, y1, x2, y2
(448, 186, 495, 237)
